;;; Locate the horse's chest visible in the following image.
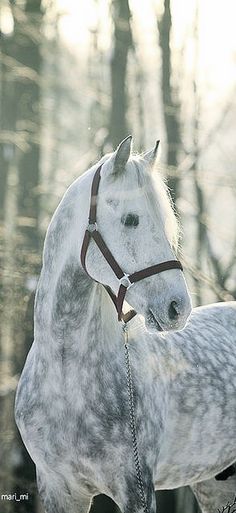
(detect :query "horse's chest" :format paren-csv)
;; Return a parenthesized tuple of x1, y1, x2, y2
(48, 361, 155, 466)
(19, 344, 159, 484)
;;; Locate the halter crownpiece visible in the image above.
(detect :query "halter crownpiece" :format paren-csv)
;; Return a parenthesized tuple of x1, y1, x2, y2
(80, 163, 183, 323)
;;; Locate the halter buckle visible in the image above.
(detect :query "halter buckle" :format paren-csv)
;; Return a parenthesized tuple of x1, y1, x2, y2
(119, 274, 132, 289)
(87, 222, 97, 233)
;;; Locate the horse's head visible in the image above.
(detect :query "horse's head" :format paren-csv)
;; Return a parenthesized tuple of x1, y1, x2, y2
(82, 136, 192, 332)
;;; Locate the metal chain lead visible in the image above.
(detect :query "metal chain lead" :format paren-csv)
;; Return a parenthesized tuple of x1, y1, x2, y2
(122, 323, 149, 513)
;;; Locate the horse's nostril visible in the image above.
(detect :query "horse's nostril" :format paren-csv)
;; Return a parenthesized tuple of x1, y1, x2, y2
(168, 300, 180, 321)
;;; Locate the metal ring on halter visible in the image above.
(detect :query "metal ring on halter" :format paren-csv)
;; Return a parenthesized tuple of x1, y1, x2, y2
(87, 222, 98, 232)
(119, 274, 133, 289)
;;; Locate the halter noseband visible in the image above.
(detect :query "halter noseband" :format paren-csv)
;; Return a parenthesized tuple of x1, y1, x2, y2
(80, 164, 183, 323)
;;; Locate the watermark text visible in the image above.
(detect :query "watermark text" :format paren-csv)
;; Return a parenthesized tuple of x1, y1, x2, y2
(1, 492, 29, 502)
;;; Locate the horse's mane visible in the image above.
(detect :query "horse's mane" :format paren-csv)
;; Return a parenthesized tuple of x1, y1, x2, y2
(130, 155, 180, 251)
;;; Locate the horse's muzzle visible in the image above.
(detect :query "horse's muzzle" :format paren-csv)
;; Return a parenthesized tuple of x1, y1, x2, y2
(146, 295, 192, 333)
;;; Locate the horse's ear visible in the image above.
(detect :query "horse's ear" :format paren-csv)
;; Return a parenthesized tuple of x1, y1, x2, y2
(112, 135, 132, 175)
(142, 140, 160, 169)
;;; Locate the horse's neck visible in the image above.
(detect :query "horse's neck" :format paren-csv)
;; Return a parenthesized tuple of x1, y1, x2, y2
(34, 253, 171, 404)
(34, 259, 122, 358)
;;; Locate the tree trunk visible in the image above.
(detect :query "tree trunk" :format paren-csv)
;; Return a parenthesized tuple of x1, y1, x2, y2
(158, 0, 180, 201)
(0, 2, 42, 511)
(109, 0, 133, 148)
(16, 0, 41, 251)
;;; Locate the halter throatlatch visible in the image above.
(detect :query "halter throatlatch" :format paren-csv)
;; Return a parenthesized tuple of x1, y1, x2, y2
(80, 164, 183, 323)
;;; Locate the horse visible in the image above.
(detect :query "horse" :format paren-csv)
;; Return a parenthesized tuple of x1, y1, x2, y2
(15, 136, 236, 513)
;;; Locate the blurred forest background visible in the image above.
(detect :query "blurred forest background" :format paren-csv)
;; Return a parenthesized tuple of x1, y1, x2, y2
(0, 0, 236, 512)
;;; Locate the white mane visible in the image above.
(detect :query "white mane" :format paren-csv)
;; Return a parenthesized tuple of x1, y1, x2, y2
(132, 155, 180, 249)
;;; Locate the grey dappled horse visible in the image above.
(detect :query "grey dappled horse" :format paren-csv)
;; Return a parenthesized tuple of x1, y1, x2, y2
(15, 137, 236, 513)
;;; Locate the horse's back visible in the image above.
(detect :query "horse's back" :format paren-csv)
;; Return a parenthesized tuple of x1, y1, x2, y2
(155, 301, 236, 489)
(169, 301, 236, 375)
(185, 300, 236, 345)
(193, 300, 236, 318)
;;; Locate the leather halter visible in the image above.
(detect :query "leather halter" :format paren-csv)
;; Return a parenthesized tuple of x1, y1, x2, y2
(80, 164, 183, 323)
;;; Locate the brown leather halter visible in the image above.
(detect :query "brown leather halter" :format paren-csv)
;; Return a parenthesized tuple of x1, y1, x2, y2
(80, 164, 183, 323)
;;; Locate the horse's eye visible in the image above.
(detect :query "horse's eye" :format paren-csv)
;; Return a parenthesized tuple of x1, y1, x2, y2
(121, 213, 139, 227)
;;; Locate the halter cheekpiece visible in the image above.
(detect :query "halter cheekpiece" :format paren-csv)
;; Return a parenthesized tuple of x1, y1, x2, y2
(80, 163, 183, 323)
